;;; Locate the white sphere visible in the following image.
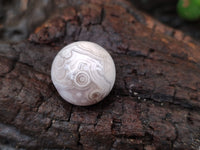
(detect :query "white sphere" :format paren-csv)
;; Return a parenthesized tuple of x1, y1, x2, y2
(51, 41, 116, 106)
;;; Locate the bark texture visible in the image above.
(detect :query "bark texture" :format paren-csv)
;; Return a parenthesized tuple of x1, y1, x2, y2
(0, 0, 200, 149)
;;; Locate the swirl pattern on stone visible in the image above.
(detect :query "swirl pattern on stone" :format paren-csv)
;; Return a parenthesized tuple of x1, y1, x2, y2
(51, 41, 116, 106)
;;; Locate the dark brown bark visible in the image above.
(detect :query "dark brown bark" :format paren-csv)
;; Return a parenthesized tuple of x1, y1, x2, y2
(0, 0, 200, 149)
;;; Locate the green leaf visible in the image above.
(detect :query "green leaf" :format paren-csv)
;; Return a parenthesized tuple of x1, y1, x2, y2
(177, 0, 200, 20)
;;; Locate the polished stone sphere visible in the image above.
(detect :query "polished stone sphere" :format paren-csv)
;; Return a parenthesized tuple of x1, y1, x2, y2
(51, 41, 116, 106)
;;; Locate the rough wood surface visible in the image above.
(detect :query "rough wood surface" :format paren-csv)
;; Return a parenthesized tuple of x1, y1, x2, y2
(0, 0, 200, 149)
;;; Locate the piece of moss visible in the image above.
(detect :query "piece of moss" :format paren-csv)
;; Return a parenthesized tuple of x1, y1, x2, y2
(177, 0, 200, 21)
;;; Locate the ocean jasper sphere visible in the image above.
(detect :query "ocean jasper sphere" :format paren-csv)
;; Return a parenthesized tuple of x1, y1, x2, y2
(51, 41, 116, 106)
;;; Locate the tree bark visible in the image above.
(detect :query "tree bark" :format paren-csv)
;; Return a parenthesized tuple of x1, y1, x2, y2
(0, 0, 200, 149)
